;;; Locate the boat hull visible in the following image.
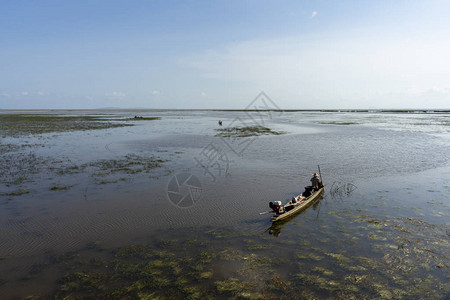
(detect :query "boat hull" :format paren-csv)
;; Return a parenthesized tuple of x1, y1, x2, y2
(271, 187, 324, 222)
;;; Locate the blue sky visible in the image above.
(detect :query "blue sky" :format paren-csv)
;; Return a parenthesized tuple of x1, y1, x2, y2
(1, 0, 449, 109)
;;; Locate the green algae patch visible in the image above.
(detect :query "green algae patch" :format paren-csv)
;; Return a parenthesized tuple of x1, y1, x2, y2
(215, 277, 243, 293)
(368, 232, 388, 241)
(50, 185, 71, 191)
(53, 234, 295, 299)
(345, 274, 367, 284)
(296, 252, 324, 261)
(294, 273, 339, 291)
(0, 143, 20, 155)
(244, 239, 272, 250)
(1, 188, 31, 197)
(215, 125, 285, 137)
(206, 229, 241, 239)
(346, 265, 368, 272)
(317, 121, 359, 125)
(60, 272, 106, 294)
(0, 150, 169, 200)
(125, 117, 161, 121)
(86, 154, 166, 181)
(326, 252, 351, 264)
(312, 266, 334, 276)
(22, 197, 450, 300)
(0, 128, 172, 201)
(215, 277, 262, 299)
(39, 221, 450, 300)
(0, 114, 134, 137)
(199, 271, 213, 279)
(1, 151, 48, 189)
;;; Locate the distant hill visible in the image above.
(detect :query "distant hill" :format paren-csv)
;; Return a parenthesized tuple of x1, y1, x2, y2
(95, 107, 151, 110)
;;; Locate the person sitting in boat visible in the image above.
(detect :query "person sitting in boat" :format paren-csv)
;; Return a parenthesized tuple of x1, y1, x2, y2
(311, 173, 322, 191)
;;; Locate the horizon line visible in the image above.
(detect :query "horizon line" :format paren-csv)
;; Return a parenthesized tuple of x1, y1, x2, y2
(0, 108, 449, 113)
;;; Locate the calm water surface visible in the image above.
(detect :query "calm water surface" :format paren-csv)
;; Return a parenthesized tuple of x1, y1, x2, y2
(0, 110, 449, 299)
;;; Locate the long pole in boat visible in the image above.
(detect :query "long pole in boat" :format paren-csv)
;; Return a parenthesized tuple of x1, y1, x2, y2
(318, 165, 323, 186)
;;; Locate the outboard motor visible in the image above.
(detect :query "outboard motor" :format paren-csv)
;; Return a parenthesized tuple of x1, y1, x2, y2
(269, 201, 283, 213)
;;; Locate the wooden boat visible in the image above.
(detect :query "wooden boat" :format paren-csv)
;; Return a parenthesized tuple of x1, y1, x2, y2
(271, 187, 324, 222)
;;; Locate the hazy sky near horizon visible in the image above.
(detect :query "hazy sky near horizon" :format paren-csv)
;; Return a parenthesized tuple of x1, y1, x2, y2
(1, 0, 450, 109)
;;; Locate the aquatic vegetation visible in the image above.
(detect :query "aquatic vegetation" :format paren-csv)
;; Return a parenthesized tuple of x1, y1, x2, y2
(114, 244, 145, 257)
(181, 286, 204, 300)
(215, 277, 261, 299)
(86, 154, 166, 177)
(183, 238, 197, 244)
(0, 188, 31, 197)
(244, 239, 272, 250)
(199, 271, 213, 279)
(294, 273, 340, 291)
(198, 251, 213, 264)
(49, 185, 71, 191)
(296, 252, 324, 261)
(372, 282, 393, 299)
(368, 232, 388, 241)
(317, 121, 359, 125)
(52, 233, 298, 299)
(312, 266, 334, 276)
(214, 277, 241, 292)
(60, 272, 105, 293)
(206, 229, 240, 239)
(54, 165, 84, 176)
(354, 255, 380, 269)
(0, 151, 46, 188)
(125, 117, 161, 121)
(0, 143, 20, 155)
(0, 114, 135, 137)
(326, 252, 351, 264)
(16, 218, 449, 299)
(372, 243, 398, 252)
(345, 274, 367, 284)
(215, 125, 285, 137)
(0, 146, 169, 200)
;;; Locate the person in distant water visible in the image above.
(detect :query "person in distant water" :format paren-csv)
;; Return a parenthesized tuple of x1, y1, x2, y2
(218, 120, 222, 126)
(310, 173, 322, 190)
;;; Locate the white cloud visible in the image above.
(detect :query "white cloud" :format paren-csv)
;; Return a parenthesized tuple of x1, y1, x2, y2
(106, 91, 126, 98)
(311, 11, 317, 18)
(152, 90, 161, 95)
(0, 92, 11, 98)
(428, 86, 450, 94)
(6, 91, 48, 98)
(406, 85, 450, 95)
(182, 34, 450, 108)
(201, 92, 207, 97)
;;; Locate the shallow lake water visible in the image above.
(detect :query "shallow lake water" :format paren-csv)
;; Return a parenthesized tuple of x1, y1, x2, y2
(0, 110, 449, 299)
